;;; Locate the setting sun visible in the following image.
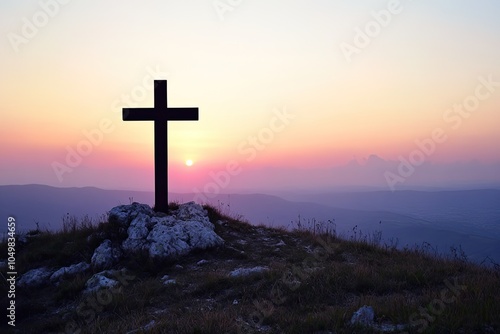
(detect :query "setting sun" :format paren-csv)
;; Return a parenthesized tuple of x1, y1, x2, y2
(185, 159, 193, 167)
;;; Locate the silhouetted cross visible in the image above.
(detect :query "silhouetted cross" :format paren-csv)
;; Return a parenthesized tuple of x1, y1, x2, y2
(123, 80, 199, 213)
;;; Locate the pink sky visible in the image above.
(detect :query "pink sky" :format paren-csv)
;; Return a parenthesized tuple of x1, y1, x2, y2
(1, 1, 499, 193)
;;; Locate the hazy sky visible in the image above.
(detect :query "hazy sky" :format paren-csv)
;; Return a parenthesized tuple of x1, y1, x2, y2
(1, 1, 499, 193)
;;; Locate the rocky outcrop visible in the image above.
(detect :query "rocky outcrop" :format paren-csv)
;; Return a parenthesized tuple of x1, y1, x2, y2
(108, 202, 156, 227)
(18, 202, 224, 294)
(91, 239, 122, 270)
(109, 201, 224, 260)
(50, 262, 90, 282)
(18, 262, 90, 288)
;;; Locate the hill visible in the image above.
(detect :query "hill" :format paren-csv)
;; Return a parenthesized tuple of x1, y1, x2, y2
(0, 202, 498, 333)
(1, 185, 499, 264)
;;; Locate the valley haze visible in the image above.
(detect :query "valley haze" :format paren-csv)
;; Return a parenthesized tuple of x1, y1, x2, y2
(1, 184, 499, 265)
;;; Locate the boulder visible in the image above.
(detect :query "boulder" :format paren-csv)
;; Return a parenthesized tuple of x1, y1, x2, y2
(350, 305, 410, 332)
(115, 202, 224, 260)
(84, 270, 120, 294)
(350, 305, 375, 326)
(175, 201, 209, 221)
(50, 262, 90, 282)
(91, 239, 122, 269)
(229, 266, 269, 277)
(18, 267, 53, 288)
(146, 219, 223, 258)
(121, 213, 152, 252)
(161, 275, 176, 285)
(108, 202, 155, 227)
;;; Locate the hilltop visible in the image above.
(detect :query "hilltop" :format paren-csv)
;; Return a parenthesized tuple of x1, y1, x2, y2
(2, 185, 500, 264)
(0, 202, 499, 333)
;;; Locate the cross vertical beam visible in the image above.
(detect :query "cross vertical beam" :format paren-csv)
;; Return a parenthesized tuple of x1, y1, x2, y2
(122, 80, 199, 213)
(154, 81, 168, 213)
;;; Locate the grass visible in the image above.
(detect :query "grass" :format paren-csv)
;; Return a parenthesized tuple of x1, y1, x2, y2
(0, 204, 499, 333)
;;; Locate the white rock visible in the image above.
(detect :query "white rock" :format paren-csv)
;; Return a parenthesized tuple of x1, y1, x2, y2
(197, 259, 209, 265)
(175, 202, 207, 221)
(50, 262, 90, 282)
(91, 239, 122, 269)
(350, 305, 375, 326)
(160, 275, 176, 285)
(84, 271, 119, 293)
(147, 223, 190, 258)
(18, 267, 53, 288)
(163, 279, 176, 285)
(229, 266, 269, 277)
(121, 238, 147, 253)
(146, 214, 222, 259)
(275, 240, 286, 247)
(110, 202, 224, 261)
(108, 202, 155, 226)
(181, 220, 223, 248)
(121, 213, 152, 251)
(128, 214, 151, 238)
(162, 278, 177, 285)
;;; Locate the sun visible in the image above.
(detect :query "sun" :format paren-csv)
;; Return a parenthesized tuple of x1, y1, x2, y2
(185, 159, 193, 167)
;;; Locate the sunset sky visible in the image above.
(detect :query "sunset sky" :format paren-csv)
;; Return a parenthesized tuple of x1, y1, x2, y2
(1, 1, 499, 193)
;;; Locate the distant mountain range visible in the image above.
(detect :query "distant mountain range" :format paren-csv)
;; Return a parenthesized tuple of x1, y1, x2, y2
(1, 184, 499, 264)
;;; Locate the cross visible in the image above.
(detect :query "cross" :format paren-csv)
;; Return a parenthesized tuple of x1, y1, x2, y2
(122, 80, 199, 213)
